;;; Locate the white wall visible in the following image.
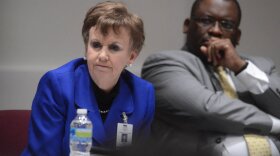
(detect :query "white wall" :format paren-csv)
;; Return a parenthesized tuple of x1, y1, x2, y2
(1, 0, 280, 110)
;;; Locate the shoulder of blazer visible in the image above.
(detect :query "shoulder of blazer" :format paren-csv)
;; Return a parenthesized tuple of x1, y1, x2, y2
(48, 58, 85, 74)
(122, 70, 154, 92)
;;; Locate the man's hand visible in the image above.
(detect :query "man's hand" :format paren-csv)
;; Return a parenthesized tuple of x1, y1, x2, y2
(200, 37, 246, 73)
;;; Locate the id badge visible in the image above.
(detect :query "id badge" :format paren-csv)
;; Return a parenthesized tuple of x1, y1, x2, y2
(116, 123, 133, 147)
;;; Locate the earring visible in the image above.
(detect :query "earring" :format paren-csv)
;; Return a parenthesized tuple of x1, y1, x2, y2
(83, 56, 87, 60)
(126, 64, 132, 68)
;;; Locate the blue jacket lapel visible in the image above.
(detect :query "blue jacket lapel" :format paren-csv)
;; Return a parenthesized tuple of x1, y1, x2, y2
(74, 65, 106, 145)
(74, 68, 134, 147)
(103, 77, 134, 142)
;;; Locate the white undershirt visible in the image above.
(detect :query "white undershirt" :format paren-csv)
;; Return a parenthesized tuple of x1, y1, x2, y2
(222, 60, 280, 156)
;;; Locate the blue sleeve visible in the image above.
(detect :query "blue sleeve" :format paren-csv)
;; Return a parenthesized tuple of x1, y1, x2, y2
(140, 83, 155, 137)
(22, 71, 67, 156)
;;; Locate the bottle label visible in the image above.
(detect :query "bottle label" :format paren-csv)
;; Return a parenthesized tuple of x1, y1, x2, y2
(70, 128, 92, 142)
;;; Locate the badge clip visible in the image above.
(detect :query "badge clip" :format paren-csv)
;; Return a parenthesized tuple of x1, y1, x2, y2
(116, 112, 133, 147)
(122, 112, 128, 124)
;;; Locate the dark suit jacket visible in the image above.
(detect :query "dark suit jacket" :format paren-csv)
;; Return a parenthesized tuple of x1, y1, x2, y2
(142, 50, 280, 156)
(22, 58, 155, 156)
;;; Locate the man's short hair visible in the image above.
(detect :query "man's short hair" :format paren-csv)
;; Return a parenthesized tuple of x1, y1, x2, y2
(190, 0, 242, 27)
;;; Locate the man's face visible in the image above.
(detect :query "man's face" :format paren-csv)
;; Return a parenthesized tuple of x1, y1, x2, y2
(185, 0, 241, 62)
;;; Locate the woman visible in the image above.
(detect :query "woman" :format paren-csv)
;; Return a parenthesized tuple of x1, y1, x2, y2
(22, 1, 154, 155)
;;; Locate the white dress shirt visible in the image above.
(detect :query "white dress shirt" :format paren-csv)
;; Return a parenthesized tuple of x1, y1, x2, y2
(220, 60, 280, 156)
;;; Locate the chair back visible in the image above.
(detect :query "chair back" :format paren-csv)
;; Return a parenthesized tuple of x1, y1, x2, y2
(0, 110, 31, 156)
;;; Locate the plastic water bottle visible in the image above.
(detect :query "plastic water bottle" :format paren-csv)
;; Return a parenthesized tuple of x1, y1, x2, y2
(70, 109, 93, 156)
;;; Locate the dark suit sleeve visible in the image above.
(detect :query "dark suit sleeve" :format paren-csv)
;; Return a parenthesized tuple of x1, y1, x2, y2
(142, 51, 272, 134)
(248, 57, 280, 119)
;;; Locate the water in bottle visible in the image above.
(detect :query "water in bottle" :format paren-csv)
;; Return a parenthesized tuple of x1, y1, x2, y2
(70, 109, 92, 156)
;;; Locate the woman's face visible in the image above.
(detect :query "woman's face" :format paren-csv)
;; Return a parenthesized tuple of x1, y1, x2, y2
(86, 26, 138, 92)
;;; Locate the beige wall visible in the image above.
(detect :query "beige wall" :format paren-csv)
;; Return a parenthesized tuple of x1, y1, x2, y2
(1, 0, 280, 110)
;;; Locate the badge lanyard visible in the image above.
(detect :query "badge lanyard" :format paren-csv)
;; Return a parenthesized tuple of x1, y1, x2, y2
(116, 112, 133, 147)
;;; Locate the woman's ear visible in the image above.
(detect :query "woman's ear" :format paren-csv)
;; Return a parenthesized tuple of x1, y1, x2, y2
(183, 18, 191, 34)
(128, 51, 138, 65)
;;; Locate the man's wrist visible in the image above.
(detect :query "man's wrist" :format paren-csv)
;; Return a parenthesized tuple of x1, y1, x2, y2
(235, 61, 248, 75)
(269, 115, 280, 134)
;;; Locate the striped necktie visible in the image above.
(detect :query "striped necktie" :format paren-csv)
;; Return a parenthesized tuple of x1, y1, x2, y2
(215, 66, 271, 156)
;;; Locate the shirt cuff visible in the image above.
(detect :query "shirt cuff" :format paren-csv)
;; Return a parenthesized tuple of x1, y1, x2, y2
(236, 61, 269, 94)
(269, 115, 280, 134)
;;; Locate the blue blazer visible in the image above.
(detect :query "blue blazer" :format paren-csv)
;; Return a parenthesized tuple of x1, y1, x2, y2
(22, 58, 155, 156)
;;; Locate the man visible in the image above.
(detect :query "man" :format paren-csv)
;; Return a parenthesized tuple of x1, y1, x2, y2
(142, 0, 280, 155)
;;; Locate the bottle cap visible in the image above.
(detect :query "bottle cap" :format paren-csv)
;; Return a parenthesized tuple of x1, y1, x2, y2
(77, 109, 87, 114)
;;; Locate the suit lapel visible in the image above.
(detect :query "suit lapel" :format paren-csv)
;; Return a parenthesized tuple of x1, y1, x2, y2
(206, 65, 222, 91)
(74, 65, 106, 145)
(103, 75, 134, 145)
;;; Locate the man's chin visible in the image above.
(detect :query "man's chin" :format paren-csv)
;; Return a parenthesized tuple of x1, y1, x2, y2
(190, 49, 208, 64)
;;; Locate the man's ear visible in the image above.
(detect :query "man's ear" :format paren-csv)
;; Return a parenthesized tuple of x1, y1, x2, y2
(183, 18, 191, 34)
